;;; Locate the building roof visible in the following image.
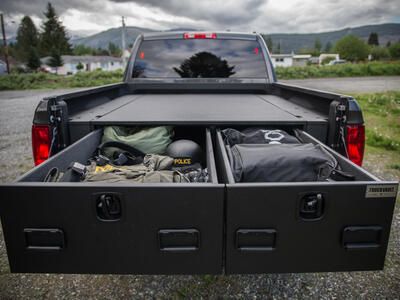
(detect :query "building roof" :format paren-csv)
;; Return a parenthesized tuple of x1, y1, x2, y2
(270, 54, 294, 58)
(293, 54, 312, 59)
(41, 55, 122, 65)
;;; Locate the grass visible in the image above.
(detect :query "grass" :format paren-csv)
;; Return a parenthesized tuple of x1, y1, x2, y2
(353, 91, 400, 180)
(276, 61, 400, 80)
(0, 69, 124, 91)
(1, 61, 400, 90)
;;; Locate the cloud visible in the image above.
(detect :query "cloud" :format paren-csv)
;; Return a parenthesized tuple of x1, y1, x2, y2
(0, 0, 399, 38)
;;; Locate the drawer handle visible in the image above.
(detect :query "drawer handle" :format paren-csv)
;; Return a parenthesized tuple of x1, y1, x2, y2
(24, 228, 65, 251)
(159, 229, 200, 252)
(342, 226, 382, 250)
(236, 229, 276, 251)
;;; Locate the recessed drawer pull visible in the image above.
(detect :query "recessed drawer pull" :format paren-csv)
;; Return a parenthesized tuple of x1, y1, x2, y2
(24, 228, 65, 251)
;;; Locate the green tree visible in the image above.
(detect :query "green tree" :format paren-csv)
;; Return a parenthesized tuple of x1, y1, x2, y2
(39, 3, 72, 56)
(386, 41, 391, 48)
(73, 44, 95, 56)
(264, 36, 273, 52)
(368, 32, 379, 46)
(15, 16, 39, 63)
(314, 38, 322, 54)
(26, 47, 41, 70)
(334, 35, 369, 62)
(324, 41, 332, 53)
(108, 42, 122, 57)
(97, 48, 109, 56)
(370, 46, 390, 60)
(48, 49, 63, 74)
(76, 62, 84, 71)
(276, 42, 281, 54)
(388, 42, 400, 59)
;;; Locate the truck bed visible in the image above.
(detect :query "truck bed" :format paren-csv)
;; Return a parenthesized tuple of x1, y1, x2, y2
(69, 93, 327, 125)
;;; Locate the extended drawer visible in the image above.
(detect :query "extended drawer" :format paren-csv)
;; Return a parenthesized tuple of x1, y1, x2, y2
(216, 129, 398, 274)
(0, 128, 224, 274)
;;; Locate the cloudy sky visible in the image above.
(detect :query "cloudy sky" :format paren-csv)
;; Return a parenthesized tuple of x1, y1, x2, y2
(1, 0, 399, 38)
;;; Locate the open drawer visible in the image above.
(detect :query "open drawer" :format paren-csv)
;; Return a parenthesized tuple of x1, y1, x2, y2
(216, 129, 398, 274)
(0, 128, 224, 274)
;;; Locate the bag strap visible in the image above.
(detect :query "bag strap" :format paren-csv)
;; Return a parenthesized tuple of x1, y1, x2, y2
(98, 141, 146, 157)
(97, 141, 146, 166)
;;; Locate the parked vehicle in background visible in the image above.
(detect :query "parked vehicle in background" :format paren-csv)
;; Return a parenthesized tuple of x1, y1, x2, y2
(0, 60, 7, 75)
(0, 32, 398, 275)
(328, 59, 347, 65)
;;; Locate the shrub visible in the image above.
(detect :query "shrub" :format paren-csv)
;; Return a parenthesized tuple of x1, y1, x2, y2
(334, 35, 370, 62)
(388, 42, 400, 59)
(370, 46, 390, 60)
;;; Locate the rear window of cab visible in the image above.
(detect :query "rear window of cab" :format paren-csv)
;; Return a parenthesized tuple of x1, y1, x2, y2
(132, 39, 267, 78)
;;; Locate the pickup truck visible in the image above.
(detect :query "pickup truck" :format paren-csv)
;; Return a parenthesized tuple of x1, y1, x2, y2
(0, 32, 398, 275)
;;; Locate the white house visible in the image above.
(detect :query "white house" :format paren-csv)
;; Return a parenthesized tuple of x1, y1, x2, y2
(292, 54, 312, 67)
(271, 53, 312, 68)
(270, 54, 293, 68)
(41, 55, 124, 75)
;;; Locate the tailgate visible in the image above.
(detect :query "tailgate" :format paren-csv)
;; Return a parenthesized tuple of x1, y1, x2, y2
(0, 129, 224, 274)
(216, 129, 398, 274)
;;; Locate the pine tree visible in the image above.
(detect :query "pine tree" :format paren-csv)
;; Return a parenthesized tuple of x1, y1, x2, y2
(324, 41, 332, 53)
(108, 42, 122, 57)
(368, 32, 379, 46)
(314, 38, 322, 54)
(15, 16, 39, 63)
(264, 36, 273, 52)
(48, 49, 63, 74)
(27, 47, 41, 70)
(39, 3, 72, 57)
(276, 42, 281, 54)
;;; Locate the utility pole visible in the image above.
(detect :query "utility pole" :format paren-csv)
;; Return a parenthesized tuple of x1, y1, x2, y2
(121, 16, 126, 52)
(121, 16, 127, 67)
(0, 13, 10, 74)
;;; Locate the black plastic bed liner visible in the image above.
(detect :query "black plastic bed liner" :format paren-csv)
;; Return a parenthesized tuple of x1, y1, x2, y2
(69, 94, 327, 126)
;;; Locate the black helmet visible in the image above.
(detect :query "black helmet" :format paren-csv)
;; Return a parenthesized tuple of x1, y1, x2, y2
(166, 139, 202, 166)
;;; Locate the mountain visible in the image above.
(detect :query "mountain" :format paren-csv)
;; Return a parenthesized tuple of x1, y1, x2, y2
(71, 23, 400, 52)
(71, 26, 156, 49)
(263, 23, 400, 53)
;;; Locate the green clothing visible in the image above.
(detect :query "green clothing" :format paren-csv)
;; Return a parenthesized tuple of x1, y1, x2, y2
(101, 126, 173, 158)
(84, 154, 189, 183)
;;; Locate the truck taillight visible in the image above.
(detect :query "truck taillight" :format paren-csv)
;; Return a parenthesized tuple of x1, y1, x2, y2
(183, 32, 217, 39)
(346, 124, 365, 166)
(32, 124, 51, 165)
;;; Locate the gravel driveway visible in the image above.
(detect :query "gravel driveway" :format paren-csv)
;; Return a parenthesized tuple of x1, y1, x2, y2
(281, 76, 400, 94)
(0, 86, 399, 299)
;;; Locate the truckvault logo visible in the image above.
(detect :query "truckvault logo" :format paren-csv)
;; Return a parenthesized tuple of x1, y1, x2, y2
(365, 184, 398, 198)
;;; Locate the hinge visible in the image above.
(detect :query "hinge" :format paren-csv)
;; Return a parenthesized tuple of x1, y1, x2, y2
(330, 99, 348, 151)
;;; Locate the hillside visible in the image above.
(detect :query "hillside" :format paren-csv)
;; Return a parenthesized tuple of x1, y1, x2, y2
(71, 23, 400, 53)
(71, 26, 156, 49)
(263, 23, 400, 53)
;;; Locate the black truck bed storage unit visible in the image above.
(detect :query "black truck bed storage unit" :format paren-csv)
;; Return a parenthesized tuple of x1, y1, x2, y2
(216, 129, 398, 274)
(0, 129, 224, 274)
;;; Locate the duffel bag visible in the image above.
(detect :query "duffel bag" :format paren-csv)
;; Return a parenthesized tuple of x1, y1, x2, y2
(227, 143, 338, 182)
(102, 126, 174, 157)
(222, 128, 300, 146)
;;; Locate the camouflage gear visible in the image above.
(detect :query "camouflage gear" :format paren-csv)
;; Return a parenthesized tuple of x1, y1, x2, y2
(84, 154, 189, 183)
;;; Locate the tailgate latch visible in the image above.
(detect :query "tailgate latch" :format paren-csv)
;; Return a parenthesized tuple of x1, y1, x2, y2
(95, 193, 122, 221)
(299, 193, 324, 220)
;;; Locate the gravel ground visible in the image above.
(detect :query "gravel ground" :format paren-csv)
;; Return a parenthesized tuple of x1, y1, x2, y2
(0, 87, 399, 299)
(280, 76, 400, 94)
